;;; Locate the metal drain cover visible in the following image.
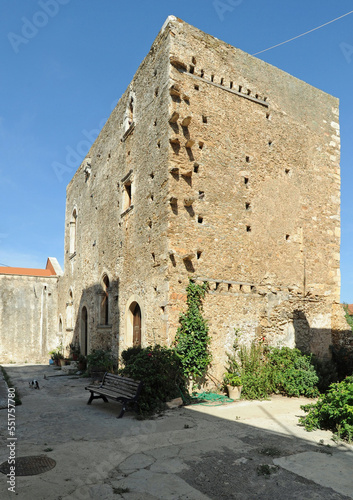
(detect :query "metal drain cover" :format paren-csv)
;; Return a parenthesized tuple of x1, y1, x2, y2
(0, 455, 56, 476)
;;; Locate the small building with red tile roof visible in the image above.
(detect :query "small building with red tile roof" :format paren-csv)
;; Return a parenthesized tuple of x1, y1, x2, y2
(0, 258, 63, 363)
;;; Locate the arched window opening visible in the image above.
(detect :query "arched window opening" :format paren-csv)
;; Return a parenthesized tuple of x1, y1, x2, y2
(69, 208, 77, 255)
(100, 275, 110, 325)
(81, 306, 88, 356)
(130, 301, 141, 347)
(66, 289, 74, 329)
(128, 96, 134, 127)
(123, 91, 136, 134)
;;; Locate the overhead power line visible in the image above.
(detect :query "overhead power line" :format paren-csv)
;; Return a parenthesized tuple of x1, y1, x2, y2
(252, 9, 353, 56)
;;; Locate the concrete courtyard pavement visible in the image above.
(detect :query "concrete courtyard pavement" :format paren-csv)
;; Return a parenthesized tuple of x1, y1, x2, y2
(0, 363, 352, 500)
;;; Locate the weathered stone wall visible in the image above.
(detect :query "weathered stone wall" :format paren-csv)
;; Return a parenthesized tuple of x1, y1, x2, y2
(57, 20, 174, 356)
(0, 274, 60, 363)
(57, 16, 341, 380)
(331, 303, 353, 354)
(164, 18, 340, 380)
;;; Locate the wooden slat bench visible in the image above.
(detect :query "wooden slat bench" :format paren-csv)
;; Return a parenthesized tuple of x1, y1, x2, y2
(85, 373, 143, 418)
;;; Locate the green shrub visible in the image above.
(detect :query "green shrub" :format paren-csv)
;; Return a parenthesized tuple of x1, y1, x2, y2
(223, 335, 319, 400)
(300, 375, 353, 441)
(119, 345, 186, 416)
(330, 344, 353, 381)
(312, 356, 338, 393)
(237, 342, 274, 400)
(174, 280, 211, 385)
(86, 349, 115, 372)
(268, 347, 319, 397)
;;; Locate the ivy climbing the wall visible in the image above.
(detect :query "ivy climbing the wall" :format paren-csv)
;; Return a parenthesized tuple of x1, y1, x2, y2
(174, 279, 212, 386)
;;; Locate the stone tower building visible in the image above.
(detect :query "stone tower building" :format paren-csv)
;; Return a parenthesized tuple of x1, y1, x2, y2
(57, 16, 341, 379)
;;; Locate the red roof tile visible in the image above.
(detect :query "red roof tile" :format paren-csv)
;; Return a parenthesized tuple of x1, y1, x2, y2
(0, 262, 57, 277)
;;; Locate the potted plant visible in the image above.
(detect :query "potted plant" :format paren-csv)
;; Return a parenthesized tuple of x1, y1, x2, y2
(49, 348, 64, 366)
(68, 342, 80, 361)
(223, 372, 243, 400)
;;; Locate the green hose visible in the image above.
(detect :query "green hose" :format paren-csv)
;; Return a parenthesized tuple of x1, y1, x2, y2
(179, 388, 234, 406)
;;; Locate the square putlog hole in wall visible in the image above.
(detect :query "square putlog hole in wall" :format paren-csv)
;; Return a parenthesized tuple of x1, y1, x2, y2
(183, 258, 195, 273)
(246, 225, 251, 232)
(202, 115, 208, 123)
(198, 216, 203, 224)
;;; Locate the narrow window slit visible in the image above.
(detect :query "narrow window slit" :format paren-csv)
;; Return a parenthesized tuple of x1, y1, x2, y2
(202, 115, 207, 123)
(199, 142, 204, 149)
(189, 65, 195, 74)
(246, 225, 251, 232)
(246, 156, 250, 163)
(230, 81, 233, 89)
(194, 163, 199, 173)
(244, 177, 249, 185)
(211, 75, 214, 82)
(197, 251, 202, 259)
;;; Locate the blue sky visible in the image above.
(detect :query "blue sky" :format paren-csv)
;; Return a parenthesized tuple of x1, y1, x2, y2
(1, 1, 352, 301)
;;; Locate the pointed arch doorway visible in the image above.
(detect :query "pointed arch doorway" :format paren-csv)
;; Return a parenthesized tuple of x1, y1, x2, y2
(126, 297, 144, 347)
